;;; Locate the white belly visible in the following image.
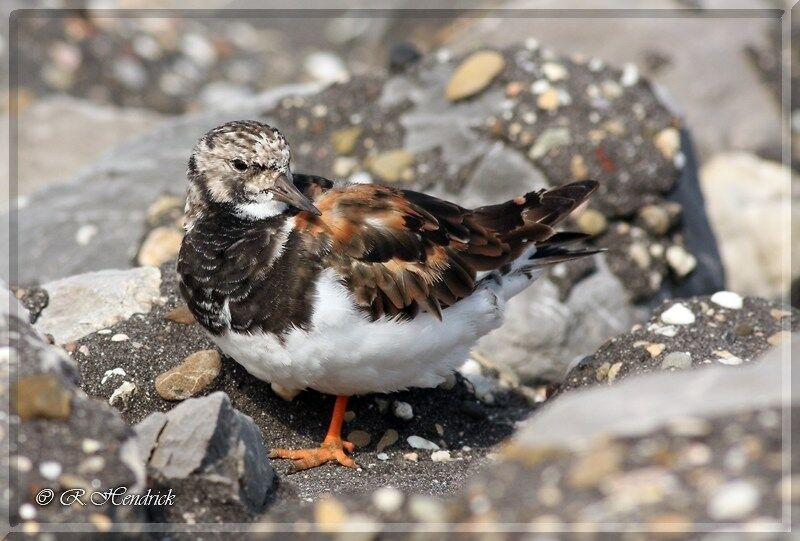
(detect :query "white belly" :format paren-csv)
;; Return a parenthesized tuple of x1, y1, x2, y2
(210, 269, 506, 396)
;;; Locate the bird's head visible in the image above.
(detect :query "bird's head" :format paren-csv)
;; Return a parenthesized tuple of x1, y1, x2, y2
(186, 120, 319, 223)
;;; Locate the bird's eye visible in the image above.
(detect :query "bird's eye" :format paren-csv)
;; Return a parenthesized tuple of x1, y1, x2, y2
(232, 159, 248, 172)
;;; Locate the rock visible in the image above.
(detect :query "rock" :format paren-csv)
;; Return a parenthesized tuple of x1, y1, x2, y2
(407, 436, 440, 451)
(445, 50, 505, 101)
(700, 153, 798, 298)
(430, 450, 452, 462)
(665, 245, 697, 278)
(110, 333, 129, 342)
(330, 126, 362, 155)
(535, 88, 561, 111)
(388, 42, 422, 73)
(660, 303, 695, 325)
(392, 401, 414, 421)
(707, 481, 761, 521)
(154, 349, 222, 401)
(136, 226, 183, 267)
(13, 374, 72, 420)
(711, 290, 744, 310)
(376, 429, 399, 452)
(346, 430, 371, 448)
(34, 267, 162, 344)
(135, 392, 273, 522)
(165, 305, 195, 324)
(654, 127, 681, 159)
(645, 343, 665, 358)
(108, 381, 137, 410)
(660, 351, 692, 371)
(528, 127, 571, 159)
(304, 51, 349, 84)
(372, 486, 404, 513)
(576, 208, 607, 236)
(368, 150, 414, 183)
(637, 204, 673, 236)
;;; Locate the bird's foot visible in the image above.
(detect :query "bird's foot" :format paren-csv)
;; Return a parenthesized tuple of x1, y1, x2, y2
(269, 436, 357, 473)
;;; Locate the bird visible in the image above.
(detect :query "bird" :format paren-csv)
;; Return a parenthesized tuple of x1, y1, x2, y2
(177, 120, 600, 472)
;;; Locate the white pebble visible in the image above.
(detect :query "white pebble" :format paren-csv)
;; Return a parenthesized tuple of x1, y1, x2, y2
(18, 503, 36, 520)
(660, 303, 696, 325)
(81, 438, 102, 454)
(109, 381, 137, 409)
(711, 291, 743, 310)
(708, 481, 761, 520)
(39, 461, 62, 480)
(620, 62, 639, 86)
(653, 325, 678, 337)
(430, 450, 452, 462)
(403, 452, 418, 462)
(372, 486, 404, 513)
(542, 62, 567, 81)
(376, 452, 389, 461)
(101, 367, 127, 385)
(12, 455, 32, 472)
(110, 333, 129, 342)
(96, 329, 111, 335)
(304, 51, 349, 84)
(407, 436, 439, 450)
(392, 401, 414, 421)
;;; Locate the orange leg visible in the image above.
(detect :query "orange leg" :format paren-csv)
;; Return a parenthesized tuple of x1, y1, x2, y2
(269, 395, 357, 472)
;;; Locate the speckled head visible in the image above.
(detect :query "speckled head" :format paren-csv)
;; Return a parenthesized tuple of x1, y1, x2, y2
(185, 120, 319, 227)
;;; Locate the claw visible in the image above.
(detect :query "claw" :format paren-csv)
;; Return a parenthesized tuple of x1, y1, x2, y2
(270, 438, 357, 473)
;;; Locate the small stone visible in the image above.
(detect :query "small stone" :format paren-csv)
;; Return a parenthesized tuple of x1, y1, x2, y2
(101, 367, 126, 385)
(666, 245, 697, 278)
(715, 350, 744, 365)
(376, 429, 399, 452)
(304, 51, 349, 84)
(767, 331, 790, 346)
(369, 150, 414, 183)
(600, 80, 623, 99)
(137, 226, 183, 267)
(78, 345, 90, 356)
(654, 325, 678, 337)
(388, 42, 422, 73)
(629, 242, 652, 269)
(654, 127, 681, 159)
(438, 373, 457, 390)
(568, 442, 625, 488)
(165, 305, 195, 324)
(11, 455, 32, 472)
(110, 333, 129, 342)
(39, 461, 62, 480)
(407, 495, 445, 523)
(606, 362, 623, 383)
(638, 205, 672, 236)
(576, 209, 607, 236)
(347, 430, 371, 448)
(77, 456, 105, 474)
(595, 362, 611, 382)
(536, 88, 561, 111)
(445, 50, 506, 101)
(529, 127, 571, 159)
(542, 62, 568, 81)
(646, 343, 666, 358)
(314, 497, 347, 524)
(108, 381, 137, 409)
(407, 435, 440, 450)
(505, 81, 525, 97)
(372, 486, 404, 513)
(343, 410, 356, 423)
(770, 308, 791, 320)
(18, 503, 36, 521)
(81, 439, 102, 454)
(403, 452, 419, 462)
(707, 480, 760, 520)
(392, 401, 414, 421)
(14, 374, 72, 420)
(620, 63, 639, 86)
(734, 324, 753, 337)
(377, 452, 389, 461)
(430, 450, 452, 462)
(661, 351, 692, 370)
(155, 350, 222, 401)
(330, 126, 362, 155)
(710, 291, 744, 310)
(660, 303, 696, 325)
(570, 154, 588, 180)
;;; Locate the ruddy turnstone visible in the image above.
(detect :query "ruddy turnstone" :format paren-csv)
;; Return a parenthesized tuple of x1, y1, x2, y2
(177, 120, 600, 471)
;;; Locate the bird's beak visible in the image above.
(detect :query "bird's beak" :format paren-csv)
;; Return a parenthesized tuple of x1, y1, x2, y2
(270, 172, 321, 216)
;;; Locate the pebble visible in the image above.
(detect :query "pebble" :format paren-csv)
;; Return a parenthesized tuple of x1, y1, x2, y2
(660, 303, 696, 325)
(78, 456, 105, 474)
(96, 329, 111, 335)
(372, 486, 404, 513)
(536, 88, 561, 111)
(606, 362, 623, 383)
(707, 480, 761, 520)
(407, 435, 440, 450)
(343, 410, 356, 423)
(101, 367, 127, 385)
(770, 308, 791, 320)
(653, 325, 678, 337)
(314, 497, 347, 524)
(542, 62, 568, 81)
(667, 417, 711, 437)
(11, 455, 32, 472)
(330, 126, 362, 155)
(376, 452, 389, 461)
(155, 349, 222, 401)
(18, 503, 36, 521)
(646, 343, 666, 358)
(654, 127, 681, 159)
(767, 331, 790, 346)
(505, 81, 525, 97)
(369, 150, 414, 183)
(376, 429, 399, 452)
(304, 51, 349, 84)
(638, 204, 672, 235)
(666, 245, 697, 278)
(600, 80, 623, 99)
(430, 450, 452, 462)
(81, 438, 102, 454)
(110, 333, 129, 342)
(403, 452, 419, 462)
(39, 460, 62, 480)
(14, 374, 72, 420)
(661, 351, 692, 370)
(346, 430, 371, 448)
(165, 305, 196, 325)
(445, 50, 506, 101)
(108, 381, 137, 409)
(710, 291, 744, 310)
(137, 226, 183, 267)
(407, 495, 445, 523)
(715, 351, 743, 365)
(576, 209, 607, 236)
(567, 442, 625, 488)
(620, 63, 639, 86)
(529, 127, 572, 159)
(78, 345, 90, 356)
(388, 42, 422, 72)
(629, 242, 651, 269)
(392, 401, 414, 421)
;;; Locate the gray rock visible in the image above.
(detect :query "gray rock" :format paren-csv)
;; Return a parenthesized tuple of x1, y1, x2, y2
(135, 392, 273, 522)
(34, 267, 162, 344)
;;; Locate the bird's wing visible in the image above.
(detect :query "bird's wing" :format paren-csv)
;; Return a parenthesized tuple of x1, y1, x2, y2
(293, 176, 598, 320)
